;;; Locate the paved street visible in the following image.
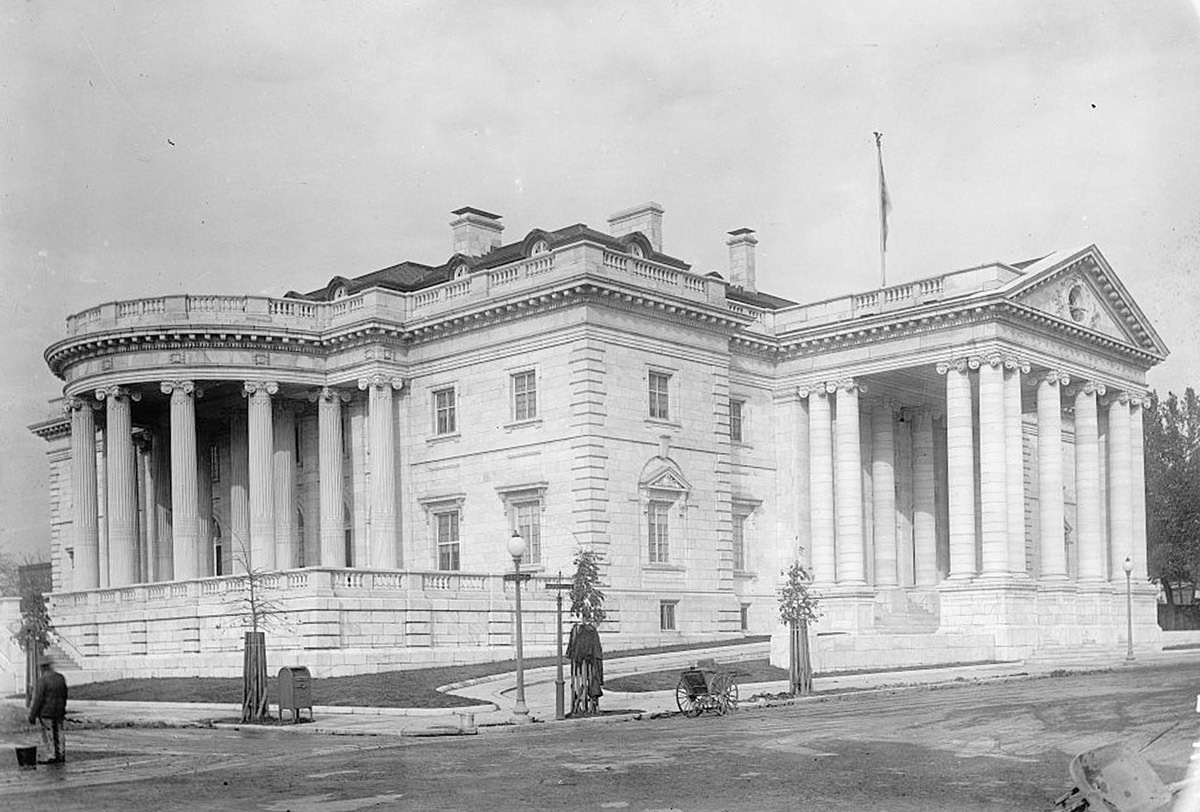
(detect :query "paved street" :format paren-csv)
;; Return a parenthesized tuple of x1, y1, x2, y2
(4, 661, 1198, 811)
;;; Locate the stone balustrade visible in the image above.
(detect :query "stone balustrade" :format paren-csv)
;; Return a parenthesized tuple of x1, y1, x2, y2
(61, 244, 728, 341)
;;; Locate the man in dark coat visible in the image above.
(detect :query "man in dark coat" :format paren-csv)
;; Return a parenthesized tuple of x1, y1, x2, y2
(28, 659, 68, 763)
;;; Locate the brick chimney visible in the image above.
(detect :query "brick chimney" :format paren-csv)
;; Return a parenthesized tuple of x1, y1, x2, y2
(450, 207, 504, 257)
(607, 202, 664, 253)
(726, 228, 757, 293)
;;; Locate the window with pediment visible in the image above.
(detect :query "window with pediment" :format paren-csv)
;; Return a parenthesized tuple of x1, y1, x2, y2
(420, 494, 467, 571)
(639, 462, 691, 569)
(496, 483, 547, 567)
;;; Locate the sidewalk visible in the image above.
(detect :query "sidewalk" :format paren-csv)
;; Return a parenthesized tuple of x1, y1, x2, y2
(13, 644, 1199, 739)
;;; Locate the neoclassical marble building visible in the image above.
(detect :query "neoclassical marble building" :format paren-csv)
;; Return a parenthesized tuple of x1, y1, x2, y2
(31, 203, 1168, 679)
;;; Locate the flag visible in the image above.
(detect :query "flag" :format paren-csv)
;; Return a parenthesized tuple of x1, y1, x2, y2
(875, 131, 893, 254)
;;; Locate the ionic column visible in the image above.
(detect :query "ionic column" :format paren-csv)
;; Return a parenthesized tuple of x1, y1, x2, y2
(1037, 371, 1070, 579)
(1004, 358, 1029, 575)
(912, 407, 938, 586)
(1130, 395, 1149, 580)
(152, 423, 172, 581)
(97, 386, 141, 587)
(229, 414, 249, 574)
(805, 385, 836, 583)
(834, 379, 865, 585)
(871, 400, 898, 587)
(939, 359, 977, 578)
(794, 393, 812, 567)
(97, 430, 109, 588)
(358, 374, 405, 569)
(1107, 392, 1134, 581)
(196, 432, 213, 577)
(244, 381, 278, 572)
(162, 381, 201, 581)
(134, 433, 154, 582)
(978, 355, 1009, 576)
(313, 387, 349, 568)
(273, 403, 298, 570)
(66, 397, 100, 590)
(1074, 382, 1105, 582)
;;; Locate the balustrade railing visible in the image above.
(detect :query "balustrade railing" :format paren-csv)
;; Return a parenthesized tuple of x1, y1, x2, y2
(54, 568, 552, 607)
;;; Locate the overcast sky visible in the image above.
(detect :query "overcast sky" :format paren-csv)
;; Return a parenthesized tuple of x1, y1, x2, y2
(3, 1, 1199, 562)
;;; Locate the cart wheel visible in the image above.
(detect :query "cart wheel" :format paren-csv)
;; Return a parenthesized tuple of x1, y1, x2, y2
(711, 673, 738, 714)
(675, 677, 702, 717)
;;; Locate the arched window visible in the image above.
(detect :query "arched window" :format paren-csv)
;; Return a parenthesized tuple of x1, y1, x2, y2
(630, 243, 645, 259)
(332, 284, 348, 300)
(531, 239, 549, 256)
(454, 263, 470, 279)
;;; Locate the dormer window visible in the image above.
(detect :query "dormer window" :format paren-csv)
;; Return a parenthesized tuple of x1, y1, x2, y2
(630, 243, 645, 259)
(531, 239, 549, 256)
(331, 284, 348, 300)
(454, 263, 469, 279)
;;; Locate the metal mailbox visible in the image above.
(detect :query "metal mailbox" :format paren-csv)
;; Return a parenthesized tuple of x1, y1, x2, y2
(277, 666, 313, 723)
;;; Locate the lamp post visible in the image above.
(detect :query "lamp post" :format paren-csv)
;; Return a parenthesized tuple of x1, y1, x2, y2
(1123, 555, 1135, 663)
(546, 573, 574, 721)
(506, 531, 529, 720)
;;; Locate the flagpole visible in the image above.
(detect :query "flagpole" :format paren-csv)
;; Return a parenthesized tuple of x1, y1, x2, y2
(874, 131, 887, 288)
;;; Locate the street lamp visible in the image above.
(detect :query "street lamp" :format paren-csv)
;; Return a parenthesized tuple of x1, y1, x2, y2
(1123, 555, 1135, 663)
(506, 531, 529, 720)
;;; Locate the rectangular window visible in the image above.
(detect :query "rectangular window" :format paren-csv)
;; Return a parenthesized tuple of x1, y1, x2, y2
(648, 501, 670, 564)
(514, 501, 542, 565)
(434, 387, 457, 435)
(295, 421, 304, 468)
(209, 445, 220, 483)
(730, 399, 744, 442)
(660, 600, 677, 631)
(436, 511, 460, 571)
(740, 603, 750, 632)
(512, 371, 537, 422)
(649, 371, 671, 420)
(732, 512, 746, 571)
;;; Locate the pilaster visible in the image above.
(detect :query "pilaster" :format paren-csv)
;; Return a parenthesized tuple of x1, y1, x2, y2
(96, 385, 140, 587)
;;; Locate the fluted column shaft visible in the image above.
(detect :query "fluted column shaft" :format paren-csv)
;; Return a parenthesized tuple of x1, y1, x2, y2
(978, 358, 1009, 575)
(912, 408, 938, 586)
(1130, 398, 1148, 580)
(316, 388, 347, 567)
(136, 436, 155, 582)
(794, 396, 811, 566)
(942, 361, 976, 578)
(1107, 394, 1134, 580)
(871, 401, 898, 587)
(245, 381, 277, 572)
(1074, 384, 1105, 581)
(163, 381, 200, 581)
(196, 433, 213, 577)
(100, 387, 140, 587)
(807, 389, 836, 583)
(1037, 373, 1068, 579)
(359, 375, 402, 569)
(68, 399, 100, 589)
(1004, 361, 1027, 574)
(229, 415, 249, 574)
(834, 381, 865, 585)
(273, 405, 297, 570)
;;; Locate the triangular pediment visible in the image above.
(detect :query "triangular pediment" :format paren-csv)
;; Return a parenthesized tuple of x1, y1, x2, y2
(640, 461, 692, 493)
(1002, 246, 1168, 358)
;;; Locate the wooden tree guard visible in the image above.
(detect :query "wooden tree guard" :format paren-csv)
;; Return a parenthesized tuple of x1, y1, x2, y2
(789, 620, 813, 696)
(241, 631, 268, 722)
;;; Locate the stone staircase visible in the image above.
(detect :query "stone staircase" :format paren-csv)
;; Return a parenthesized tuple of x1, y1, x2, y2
(42, 640, 82, 673)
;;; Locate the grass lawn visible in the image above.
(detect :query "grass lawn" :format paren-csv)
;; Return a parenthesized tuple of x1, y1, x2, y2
(605, 659, 789, 693)
(66, 635, 771, 709)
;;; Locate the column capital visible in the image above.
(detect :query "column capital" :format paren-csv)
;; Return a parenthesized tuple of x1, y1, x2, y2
(1071, 381, 1106, 398)
(1041, 370, 1071, 387)
(982, 352, 1006, 368)
(63, 395, 101, 414)
(310, 386, 353, 404)
(1003, 355, 1031, 374)
(243, 380, 279, 397)
(936, 357, 973, 375)
(357, 374, 406, 392)
(1101, 391, 1131, 407)
(831, 378, 864, 395)
(95, 385, 142, 403)
(160, 380, 201, 397)
(1128, 390, 1153, 409)
(132, 429, 154, 453)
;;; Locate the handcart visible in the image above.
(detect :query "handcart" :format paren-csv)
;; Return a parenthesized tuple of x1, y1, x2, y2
(675, 664, 738, 717)
(1053, 741, 1181, 812)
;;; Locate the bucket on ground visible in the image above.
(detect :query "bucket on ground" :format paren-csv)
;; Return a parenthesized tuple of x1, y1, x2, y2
(15, 745, 37, 769)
